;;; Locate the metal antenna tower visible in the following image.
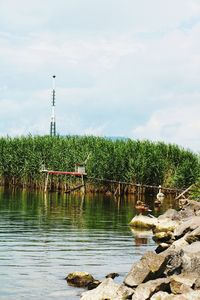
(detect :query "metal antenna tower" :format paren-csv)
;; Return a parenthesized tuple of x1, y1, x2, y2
(50, 75, 56, 136)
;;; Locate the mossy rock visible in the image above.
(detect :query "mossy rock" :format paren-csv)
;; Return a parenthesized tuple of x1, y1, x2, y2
(66, 271, 94, 287)
(154, 220, 178, 233)
(129, 215, 158, 229)
(153, 231, 173, 243)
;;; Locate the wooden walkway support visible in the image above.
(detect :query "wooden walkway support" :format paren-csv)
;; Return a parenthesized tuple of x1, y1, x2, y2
(42, 169, 87, 193)
(65, 184, 84, 194)
(87, 177, 183, 193)
(175, 184, 194, 200)
(42, 169, 184, 196)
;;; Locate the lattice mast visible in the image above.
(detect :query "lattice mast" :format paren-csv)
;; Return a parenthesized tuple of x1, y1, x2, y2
(50, 75, 56, 136)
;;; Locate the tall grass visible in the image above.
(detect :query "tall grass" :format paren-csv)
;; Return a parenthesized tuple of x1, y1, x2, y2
(0, 135, 199, 189)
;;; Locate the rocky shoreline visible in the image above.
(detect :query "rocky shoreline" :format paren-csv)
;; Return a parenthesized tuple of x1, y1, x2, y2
(67, 199, 200, 300)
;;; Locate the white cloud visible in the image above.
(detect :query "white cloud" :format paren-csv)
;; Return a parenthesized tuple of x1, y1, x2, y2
(0, 0, 200, 151)
(1, 0, 200, 34)
(132, 104, 200, 151)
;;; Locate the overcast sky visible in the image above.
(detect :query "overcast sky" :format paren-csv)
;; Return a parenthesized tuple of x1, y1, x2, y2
(0, 0, 200, 151)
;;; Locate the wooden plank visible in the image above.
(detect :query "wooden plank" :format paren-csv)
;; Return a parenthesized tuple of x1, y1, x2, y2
(86, 177, 183, 192)
(175, 184, 194, 200)
(65, 184, 84, 194)
(48, 171, 87, 176)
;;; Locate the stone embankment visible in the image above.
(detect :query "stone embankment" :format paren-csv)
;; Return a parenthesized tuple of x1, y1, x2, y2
(67, 199, 200, 300)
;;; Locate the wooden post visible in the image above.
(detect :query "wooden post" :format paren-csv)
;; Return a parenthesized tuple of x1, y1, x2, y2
(138, 184, 142, 201)
(44, 172, 49, 193)
(119, 182, 121, 196)
(114, 184, 119, 196)
(80, 175, 86, 194)
(124, 184, 128, 195)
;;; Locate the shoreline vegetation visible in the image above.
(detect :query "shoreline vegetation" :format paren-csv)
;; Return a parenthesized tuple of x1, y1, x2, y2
(0, 135, 199, 194)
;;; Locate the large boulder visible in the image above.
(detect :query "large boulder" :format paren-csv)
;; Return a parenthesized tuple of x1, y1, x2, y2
(154, 219, 179, 233)
(170, 278, 193, 295)
(80, 278, 134, 300)
(124, 251, 168, 287)
(170, 273, 197, 289)
(185, 226, 200, 244)
(162, 250, 183, 276)
(131, 278, 170, 300)
(177, 200, 200, 220)
(151, 290, 200, 299)
(151, 209, 181, 234)
(194, 277, 200, 290)
(129, 215, 158, 229)
(180, 200, 200, 212)
(174, 217, 200, 239)
(166, 235, 189, 253)
(158, 209, 181, 221)
(66, 271, 94, 287)
(150, 291, 172, 299)
(181, 242, 200, 275)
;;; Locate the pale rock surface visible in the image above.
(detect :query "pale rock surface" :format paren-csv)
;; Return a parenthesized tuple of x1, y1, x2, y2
(182, 242, 200, 275)
(174, 217, 200, 239)
(80, 278, 134, 300)
(124, 251, 167, 287)
(151, 290, 200, 299)
(131, 278, 170, 300)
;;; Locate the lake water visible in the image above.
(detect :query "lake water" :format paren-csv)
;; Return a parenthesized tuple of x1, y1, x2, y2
(0, 188, 171, 300)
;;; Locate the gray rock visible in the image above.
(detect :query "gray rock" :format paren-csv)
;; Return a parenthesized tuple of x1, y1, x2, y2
(151, 290, 200, 299)
(166, 235, 189, 252)
(174, 217, 200, 239)
(170, 278, 193, 295)
(117, 284, 134, 299)
(178, 200, 200, 220)
(179, 208, 197, 219)
(181, 200, 200, 211)
(150, 291, 172, 299)
(183, 241, 200, 254)
(80, 278, 134, 300)
(154, 219, 179, 233)
(170, 273, 197, 288)
(162, 251, 183, 276)
(158, 209, 180, 221)
(185, 226, 200, 244)
(131, 278, 170, 300)
(174, 291, 200, 299)
(182, 242, 200, 275)
(124, 251, 167, 287)
(194, 278, 200, 290)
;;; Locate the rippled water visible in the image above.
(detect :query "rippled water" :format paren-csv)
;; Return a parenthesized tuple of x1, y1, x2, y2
(0, 188, 160, 300)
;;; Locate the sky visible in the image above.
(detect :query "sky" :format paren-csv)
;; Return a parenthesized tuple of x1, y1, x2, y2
(0, 0, 200, 152)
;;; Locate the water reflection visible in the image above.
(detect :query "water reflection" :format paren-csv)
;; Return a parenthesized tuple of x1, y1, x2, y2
(130, 228, 153, 246)
(0, 188, 175, 300)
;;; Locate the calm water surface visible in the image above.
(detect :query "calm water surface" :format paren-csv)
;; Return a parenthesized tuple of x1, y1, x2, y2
(0, 188, 171, 300)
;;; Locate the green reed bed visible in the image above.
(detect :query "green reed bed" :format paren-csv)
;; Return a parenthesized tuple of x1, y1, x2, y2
(0, 135, 199, 191)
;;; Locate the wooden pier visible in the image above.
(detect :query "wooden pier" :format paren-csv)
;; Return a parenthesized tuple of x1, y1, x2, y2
(41, 168, 184, 197)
